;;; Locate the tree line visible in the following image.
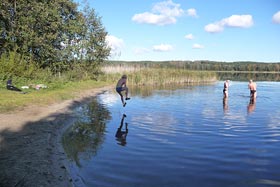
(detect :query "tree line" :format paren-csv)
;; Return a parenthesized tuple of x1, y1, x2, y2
(0, 0, 110, 81)
(107, 60, 280, 72)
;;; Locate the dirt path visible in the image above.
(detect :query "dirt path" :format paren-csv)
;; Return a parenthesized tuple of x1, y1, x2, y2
(0, 86, 113, 187)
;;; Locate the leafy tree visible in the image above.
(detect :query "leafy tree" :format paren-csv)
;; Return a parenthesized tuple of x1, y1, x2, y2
(1, 0, 80, 64)
(75, 4, 111, 79)
(0, 0, 110, 80)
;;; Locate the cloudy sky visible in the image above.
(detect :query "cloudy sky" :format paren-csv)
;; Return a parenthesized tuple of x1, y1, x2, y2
(74, 0, 280, 62)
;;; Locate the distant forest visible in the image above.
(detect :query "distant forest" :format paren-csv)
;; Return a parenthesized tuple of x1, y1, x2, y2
(107, 60, 280, 72)
(105, 60, 280, 81)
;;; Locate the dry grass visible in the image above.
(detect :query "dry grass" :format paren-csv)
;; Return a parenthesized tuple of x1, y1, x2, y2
(101, 65, 217, 86)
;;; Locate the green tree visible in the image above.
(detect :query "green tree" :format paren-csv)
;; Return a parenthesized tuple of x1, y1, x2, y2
(76, 4, 111, 79)
(1, 0, 111, 80)
(0, 0, 81, 65)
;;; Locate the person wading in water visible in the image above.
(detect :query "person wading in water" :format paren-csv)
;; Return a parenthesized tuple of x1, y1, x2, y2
(248, 79, 257, 99)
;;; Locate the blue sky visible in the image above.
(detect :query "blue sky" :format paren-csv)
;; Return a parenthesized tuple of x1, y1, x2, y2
(74, 0, 280, 62)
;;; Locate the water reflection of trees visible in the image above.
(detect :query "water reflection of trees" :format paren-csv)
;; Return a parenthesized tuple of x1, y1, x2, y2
(218, 72, 280, 81)
(62, 99, 111, 167)
(129, 71, 280, 98)
(130, 83, 212, 97)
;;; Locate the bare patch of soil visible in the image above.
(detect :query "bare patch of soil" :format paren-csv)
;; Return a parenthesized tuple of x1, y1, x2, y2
(0, 86, 112, 187)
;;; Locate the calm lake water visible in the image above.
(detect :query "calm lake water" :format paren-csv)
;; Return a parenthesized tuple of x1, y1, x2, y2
(63, 81, 280, 187)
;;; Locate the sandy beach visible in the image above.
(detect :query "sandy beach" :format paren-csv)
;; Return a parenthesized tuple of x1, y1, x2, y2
(0, 86, 112, 187)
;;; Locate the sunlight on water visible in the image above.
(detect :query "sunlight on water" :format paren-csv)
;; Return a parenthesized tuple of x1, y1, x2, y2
(63, 81, 280, 187)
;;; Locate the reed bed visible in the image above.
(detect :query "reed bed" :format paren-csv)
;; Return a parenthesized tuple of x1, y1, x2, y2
(101, 66, 217, 86)
(101, 64, 145, 74)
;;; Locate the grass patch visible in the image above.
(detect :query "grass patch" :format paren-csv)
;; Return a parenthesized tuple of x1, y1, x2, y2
(0, 80, 112, 113)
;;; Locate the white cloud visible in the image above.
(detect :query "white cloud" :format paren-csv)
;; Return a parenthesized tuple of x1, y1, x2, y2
(153, 44, 173, 52)
(192, 43, 204, 49)
(132, 12, 177, 26)
(106, 35, 124, 57)
(187, 8, 198, 18)
(132, 0, 184, 26)
(204, 23, 224, 33)
(222, 15, 253, 28)
(185, 34, 194, 40)
(152, 0, 184, 17)
(205, 14, 254, 33)
(272, 11, 280, 24)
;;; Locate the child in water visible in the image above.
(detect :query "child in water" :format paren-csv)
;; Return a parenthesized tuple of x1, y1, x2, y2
(116, 75, 130, 107)
(223, 80, 229, 98)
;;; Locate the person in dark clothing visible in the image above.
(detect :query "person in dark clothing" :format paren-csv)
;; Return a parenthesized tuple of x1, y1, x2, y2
(6, 79, 24, 93)
(115, 114, 128, 146)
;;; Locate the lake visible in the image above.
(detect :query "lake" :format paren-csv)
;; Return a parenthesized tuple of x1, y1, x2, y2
(63, 81, 280, 187)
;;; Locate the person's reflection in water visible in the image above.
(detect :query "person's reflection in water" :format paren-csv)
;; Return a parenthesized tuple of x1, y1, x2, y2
(115, 114, 128, 146)
(247, 97, 256, 114)
(223, 97, 229, 114)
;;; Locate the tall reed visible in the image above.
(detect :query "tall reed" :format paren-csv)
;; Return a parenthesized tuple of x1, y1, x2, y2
(100, 66, 217, 86)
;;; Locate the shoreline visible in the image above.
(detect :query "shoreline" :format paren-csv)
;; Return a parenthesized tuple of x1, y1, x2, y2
(0, 85, 113, 187)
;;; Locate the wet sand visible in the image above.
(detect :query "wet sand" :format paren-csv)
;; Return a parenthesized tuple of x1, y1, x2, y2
(0, 86, 112, 187)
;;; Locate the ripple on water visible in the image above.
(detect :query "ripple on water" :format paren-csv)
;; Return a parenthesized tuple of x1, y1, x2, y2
(67, 82, 280, 187)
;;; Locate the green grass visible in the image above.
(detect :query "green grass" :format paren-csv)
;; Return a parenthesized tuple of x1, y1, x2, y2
(0, 80, 112, 113)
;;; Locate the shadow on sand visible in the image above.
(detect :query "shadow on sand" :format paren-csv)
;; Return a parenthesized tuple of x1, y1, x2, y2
(0, 93, 110, 187)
